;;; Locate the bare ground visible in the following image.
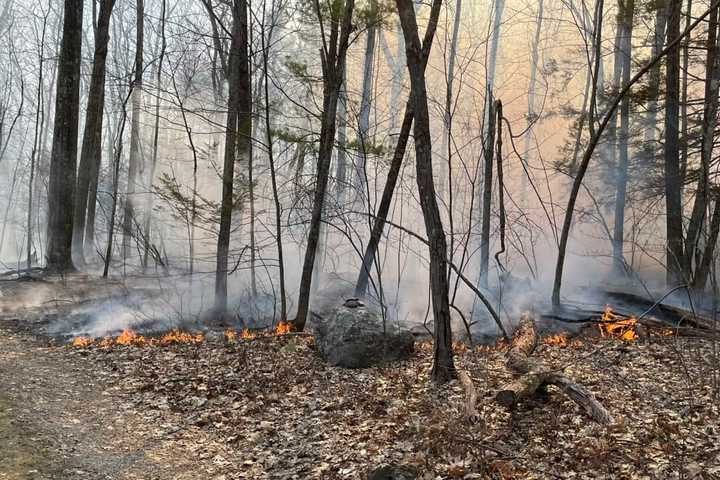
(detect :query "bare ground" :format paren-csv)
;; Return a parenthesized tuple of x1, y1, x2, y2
(0, 323, 224, 480)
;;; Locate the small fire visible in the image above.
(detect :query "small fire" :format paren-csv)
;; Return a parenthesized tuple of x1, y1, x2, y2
(116, 329, 146, 346)
(241, 328, 255, 339)
(543, 334, 583, 348)
(160, 329, 204, 344)
(544, 334, 568, 347)
(224, 329, 238, 342)
(475, 339, 509, 353)
(72, 329, 204, 348)
(72, 336, 93, 347)
(275, 322, 294, 335)
(599, 306, 638, 341)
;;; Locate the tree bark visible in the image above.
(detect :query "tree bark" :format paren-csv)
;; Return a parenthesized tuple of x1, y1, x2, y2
(354, 0, 443, 298)
(643, 0, 667, 150)
(142, 0, 167, 272)
(612, 0, 634, 275)
(356, 0, 377, 199)
(294, 0, 355, 330)
(46, 0, 83, 272)
(397, 0, 455, 384)
(684, 4, 719, 281)
(261, 0, 287, 321)
(215, 0, 251, 313)
(665, 0, 684, 284)
(73, 0, 116, 265)
(478, 99, 496, 288)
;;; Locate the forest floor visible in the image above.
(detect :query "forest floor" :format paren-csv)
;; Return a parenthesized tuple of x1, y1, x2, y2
(1, 310, 719, 479)
(0, 275, 719, 479)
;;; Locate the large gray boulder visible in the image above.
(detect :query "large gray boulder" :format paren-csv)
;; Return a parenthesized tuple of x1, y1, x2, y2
(314, 299, 414, 368)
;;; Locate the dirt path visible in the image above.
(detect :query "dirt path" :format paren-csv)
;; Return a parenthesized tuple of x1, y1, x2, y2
(0, 325, 188, 480)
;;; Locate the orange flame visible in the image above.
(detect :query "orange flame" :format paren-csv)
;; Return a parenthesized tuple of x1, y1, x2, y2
(241, 328, 255, 339)
(224, 329, 238, 342)
(160, 329, 204, 344)
(72, 336, 93, 347)
(275, 322, 294, 335)
(116, 329, 146, 346)
(543, 334, 568, 347)
(599, 306, 638, 341)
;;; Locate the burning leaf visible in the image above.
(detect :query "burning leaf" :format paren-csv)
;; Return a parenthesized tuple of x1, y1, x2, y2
(241, 328, 255, 340)
(116, 329, 146, 346)
(160, 329, 204, 345)
(224, 329, 238, 342)
(72, 336, 93, 347)
(599, 306, 638, 341)
(275, 322, 294, 335)
(543, 334, 568, 347)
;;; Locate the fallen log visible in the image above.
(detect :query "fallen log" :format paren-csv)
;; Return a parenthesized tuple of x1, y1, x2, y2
(604, 290, 715, 331)
(457, 370, 480, 423)
(495, 313, 614, 425)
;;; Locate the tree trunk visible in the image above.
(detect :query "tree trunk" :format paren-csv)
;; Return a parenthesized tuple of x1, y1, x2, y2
(261, 0, 286, 321)
(521, 0, 543, 201)
(294, 0, 355, 330)
(215, 0, 251, 313)
(356, 1, 377, 200)
(665, 0, 684, 284)
(684, 4, 719, 280)
(73, 0, 116, 265)
(142, 0, 167, 272)
(28, 12, 49, 269)
(103, 89, 133, 278)
(397, 0, 455, 384)
(551, 0, 716, 306)
(46, 0, 83, 273)
(354, 0, 443, 298)
(335, 62, 348, 205)
(643, 0, 667, 150)
(439, 0, 462, 201)
(612, 0, 634, 275)
(122, 0, 144, 265)
(478, 98, 495, 288)
(693, 198, 720, 290)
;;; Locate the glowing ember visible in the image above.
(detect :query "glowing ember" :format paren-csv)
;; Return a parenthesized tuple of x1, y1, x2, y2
(543, 334, 568, 347)
(275, 322, 294, 335)
(599, 306, 638, 341)
(72, 336, 93, 347)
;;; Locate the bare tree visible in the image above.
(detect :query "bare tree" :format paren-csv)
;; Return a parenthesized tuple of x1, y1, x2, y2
(397, 0, 455, 384)
(664, 0, 683, 284)
(215, 0, 251, 313)
(46, 0, 83, 272)
(73, 0, 116, 265)
(294, 0, 355, 330)
(122, 0, 144, 264)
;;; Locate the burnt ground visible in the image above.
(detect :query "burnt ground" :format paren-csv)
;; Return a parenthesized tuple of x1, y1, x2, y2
(1, 276, 720, 479)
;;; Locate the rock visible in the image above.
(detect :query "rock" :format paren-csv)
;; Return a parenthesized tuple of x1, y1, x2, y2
(314, 303, 414, 368)
(368, 465, 417, 480)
